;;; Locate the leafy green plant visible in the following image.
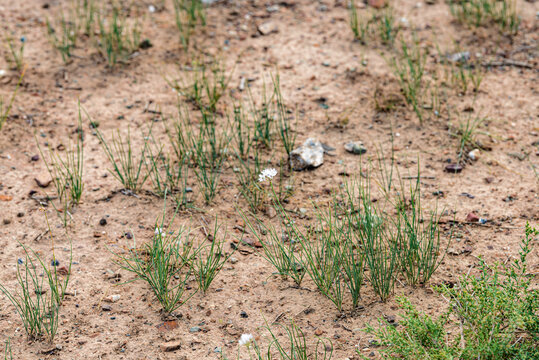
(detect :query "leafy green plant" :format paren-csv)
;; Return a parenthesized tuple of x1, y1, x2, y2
(194, 220, 233, 293)
(0, 70, 24, 131)
(95, 126, 150, 193)
(112, 199, 198, 314)
(450, 0, 520, 34)
(389, 38, 428, 123)
(364, 223, 539, 359)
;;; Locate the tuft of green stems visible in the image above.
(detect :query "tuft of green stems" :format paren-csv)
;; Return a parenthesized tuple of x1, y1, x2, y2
(365, 223, 539, 359)
(96, 6, 140, 67)
(0, 71, 24, 131)
(111, 198, 198, 314)
(0, 212, 72, 342)
(3, 338, 12, 360)
(224, 321, 333, 360)
(450, 0, 520, 35)
(389, 38, 428, 124)
(172, 0, 206, 49)
(393, 174, 447, 286)
(272, 74, 296, 157)
(348, 4, 398, 46)
(194, 219, 233, 293)
(95, 126, 150, 193)
(240, 202, 306, 286)
(36, 104, 85, 226)
(4, 36, 25, 72)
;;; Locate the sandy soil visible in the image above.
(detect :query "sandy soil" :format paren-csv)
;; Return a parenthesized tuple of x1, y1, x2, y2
(0, 0, 538, 358)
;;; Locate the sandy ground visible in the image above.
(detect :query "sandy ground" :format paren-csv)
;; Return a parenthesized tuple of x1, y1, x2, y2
(0, 0, 538, 358)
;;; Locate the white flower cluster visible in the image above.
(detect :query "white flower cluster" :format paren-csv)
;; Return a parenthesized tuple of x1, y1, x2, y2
(258, 168, 277, 183)
(238, 333, 254, 346)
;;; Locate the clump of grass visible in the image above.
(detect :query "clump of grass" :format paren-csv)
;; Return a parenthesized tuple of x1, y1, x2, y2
(273, 74, 296, 157)
(36, 104, 85, 226)
(388, 38, 428, 124)
(348, 4, 398, 46)
(168, 57, 232, 114)
(95, 126, 150, 193)
(3, 338, 12, 360)
(194, 219, 233, 293)
(172, 0, 206, 49)
(393, 174, 447, 286)
(450, 0, 520, 35)
(0, 70, 24, 131)
(95, 6, 140, 67)
(343, 174, 399, 303)
(4, 36, 25, 72)
(112, 199, 198, 314)
(225, 321, 333, 360)
(0, 211, 72, 342)
(240, 202, 306, 286)
(365, 223, 539, 359)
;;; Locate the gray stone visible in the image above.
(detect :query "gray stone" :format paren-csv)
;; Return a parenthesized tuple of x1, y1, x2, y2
(344, 141, 367, 155)
(289, 138, 324, 171)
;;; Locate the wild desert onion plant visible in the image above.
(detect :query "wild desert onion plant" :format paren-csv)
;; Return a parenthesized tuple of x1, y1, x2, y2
(96, 6, 140, 67)
(194, 220, 233, 293)
(3, 338, 12, 360)
(4, 36, 25, 72)
(46, 11, 79, 63)
(365, 224, 539, 359)
(95, 126, 150, 193)
(112, 200, 198, 314)
(393, 175, 447, 286)
(0, 70, 24, 131)
(226, 321, 333, 360)
(450, 0, 520, 34)
(450, 109, 485, 164)
(168, 57, 232, 113)
(36, 105, 85, 226)
(230, 104, 254, 161)
(144, 129, 189, 202)
(172, 0, 206, 49)
(0, 212, 72, 342)
(240, 203, 306, 286)
(343, 174, 399, 303)
(389, 38, 428, 124)
(272, 74, 296, 157)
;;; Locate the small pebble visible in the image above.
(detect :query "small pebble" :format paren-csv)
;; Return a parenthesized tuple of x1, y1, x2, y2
(99, 218, 107, 226)
(240, 311, 248, 318)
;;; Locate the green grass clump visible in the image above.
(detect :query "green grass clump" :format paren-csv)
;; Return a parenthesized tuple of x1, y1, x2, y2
(0, 71, 24, 131)
(37, 103, 85, 226)
(388, 38, 428, 124)
(450, 0, 520, 35)
(172, 0, 206, 49)
(365, 223, 539, 359)
(0, 213, 72, 342)
(223, 321, 333, 360)
(112, 200, 197, 314)
(96, 7, 140, 67)
(95, 126, 150, 193)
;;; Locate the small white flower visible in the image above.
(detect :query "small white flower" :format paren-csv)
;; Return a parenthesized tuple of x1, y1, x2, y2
(148, 5, 156, 13)
(238, 333, 254, 346)
(154, 227, 164, 237)
(258, 168, 277, 183)
(0, 69, 6, 77)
